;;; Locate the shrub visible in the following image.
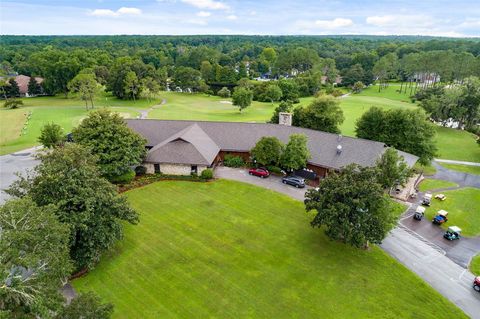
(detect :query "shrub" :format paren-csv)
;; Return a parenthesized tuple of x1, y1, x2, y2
(135, 165, 147, 176)
(200, 168, 214, 180)
(109, 169, 135, 184)
(330, 89, 343, 97)
(223, 155, 245, 167)
(266, 165, 283, 174)
(3, 99, 24, 109)
(217, 87, 231, 98)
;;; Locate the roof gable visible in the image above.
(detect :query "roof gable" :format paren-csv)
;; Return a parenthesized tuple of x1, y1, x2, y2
(146, 124, 220, 165)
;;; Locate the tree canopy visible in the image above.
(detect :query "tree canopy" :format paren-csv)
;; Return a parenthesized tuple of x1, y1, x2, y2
(251, 136, 284, 166)
(72, 109, 146, 179)
(0, 197, 72, 317)
(280, 134, 310, 171)
(355, 107, 437, 165)
(6, 143, 139, 270)
(293, 96, 345, 134)
(304, 164, 399, 248)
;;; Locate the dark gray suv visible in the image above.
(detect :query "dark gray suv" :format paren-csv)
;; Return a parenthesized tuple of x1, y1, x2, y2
(281, 175, 306, 188)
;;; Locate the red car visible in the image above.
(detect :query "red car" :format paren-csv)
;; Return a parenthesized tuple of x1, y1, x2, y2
(248, 167, 270, 178)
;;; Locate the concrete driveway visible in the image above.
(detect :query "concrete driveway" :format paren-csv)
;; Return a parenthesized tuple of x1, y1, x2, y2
(215, 166, 311, 201)
(215, 166, 480, 318)
(0, 147, 40, 204)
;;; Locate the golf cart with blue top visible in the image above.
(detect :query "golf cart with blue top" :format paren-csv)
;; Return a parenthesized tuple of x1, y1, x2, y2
(432, 210, 448, 225)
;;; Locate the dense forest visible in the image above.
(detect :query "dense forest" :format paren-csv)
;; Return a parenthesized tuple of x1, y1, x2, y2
(1, 35, 479, 129)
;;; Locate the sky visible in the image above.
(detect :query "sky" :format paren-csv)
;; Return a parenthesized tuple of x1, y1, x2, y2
(1, 0, 479, 37)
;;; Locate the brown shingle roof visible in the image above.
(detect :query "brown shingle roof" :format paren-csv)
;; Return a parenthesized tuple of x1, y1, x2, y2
(146, 124, 220, 165)
(126, 119, 418, 170)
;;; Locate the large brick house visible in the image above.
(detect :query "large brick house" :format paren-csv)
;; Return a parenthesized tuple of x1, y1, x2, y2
(126, 119, 418, 179)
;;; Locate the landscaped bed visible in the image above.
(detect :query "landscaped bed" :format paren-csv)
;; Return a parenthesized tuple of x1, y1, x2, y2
(425, 187, 480, 237)
(73, 179, 465, 318)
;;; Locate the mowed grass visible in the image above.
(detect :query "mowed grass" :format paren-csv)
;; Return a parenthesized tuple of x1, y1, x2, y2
(418, 178, 458, 192)
(357, 83, 417, 102)
(73, 180, 466, 318)
(440, 163, 480, 176)
(148, 91, 276, 122)
(0, 93, 156, 154)
(425, 187, 480, 237)
(470, 254, 480, 276)
(435, 127, 480, 162)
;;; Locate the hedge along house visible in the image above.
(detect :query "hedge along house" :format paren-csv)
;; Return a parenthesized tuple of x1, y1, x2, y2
(126, 119, 418, 180)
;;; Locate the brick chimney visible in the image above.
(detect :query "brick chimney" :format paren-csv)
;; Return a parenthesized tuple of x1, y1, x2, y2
(279, 112, 292, 126)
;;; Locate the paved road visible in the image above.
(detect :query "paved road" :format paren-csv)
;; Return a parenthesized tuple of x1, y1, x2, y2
(401, 201, 480, 268)
(216, 166, 480, 318)
(0, 147, 40, 204)
(432, 161, 480, 188)
(381, 227, 480, 318)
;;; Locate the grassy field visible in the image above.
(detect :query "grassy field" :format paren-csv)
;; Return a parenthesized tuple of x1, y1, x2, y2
(425, 187, 480, 237)
(440, 163, 480, 175)
(413, 162, 437, 176)
(470, 254, 480, 276)
(73, 180, 466, 318)
(148, 91, 276, 122)
(356, 83, 417, 102)
(434, 127, 480, 162)
(0, 93, 157, 155)
(418, 179, 458, 192)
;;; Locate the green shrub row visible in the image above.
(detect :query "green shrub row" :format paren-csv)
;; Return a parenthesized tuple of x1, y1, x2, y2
(223, 155, 245, 167)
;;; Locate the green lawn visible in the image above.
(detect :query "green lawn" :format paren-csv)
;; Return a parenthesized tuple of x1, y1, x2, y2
(357, 83, 416, 103)
(470, 254, 480, 276)
(73, 180, 465, 318)
(337, 95, 417, 136)
(148, 91, 276, 122)
(418, 178, 458, 192)
(435, 127, 480, 162)
(440, 163, 480, 175)
(425, 187, 480, 237)
(418, 179, 458, 192)
(0, 93, 156, 155)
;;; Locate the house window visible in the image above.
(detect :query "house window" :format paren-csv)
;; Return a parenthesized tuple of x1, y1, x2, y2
(191, 165, 198, 174)
(154, 164, 160, 174)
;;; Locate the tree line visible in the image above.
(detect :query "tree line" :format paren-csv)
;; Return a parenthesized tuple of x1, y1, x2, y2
(1, 35, 479, 104)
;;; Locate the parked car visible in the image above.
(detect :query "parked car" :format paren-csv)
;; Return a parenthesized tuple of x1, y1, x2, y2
(422, 193, 432, 206)
(248, 167, 270, 178)
(282, 175, 305, 188)
(435, 194, 447, 201)
(413, 206, 426, 220)
(432, 210, 448, 225)
(443, 226, 461, 240)
(473, 277, 480, 292)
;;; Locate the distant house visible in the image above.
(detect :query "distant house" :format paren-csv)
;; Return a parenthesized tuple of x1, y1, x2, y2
(14, 75, 44, 97)
(126, 119, 418, 180)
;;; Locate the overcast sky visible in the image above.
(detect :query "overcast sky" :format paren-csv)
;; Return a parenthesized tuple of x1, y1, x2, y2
(1, 0, 479, 37)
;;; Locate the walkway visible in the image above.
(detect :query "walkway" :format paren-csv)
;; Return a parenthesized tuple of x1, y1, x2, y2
(139, 98, 166, 119)
(215, 166, 480, 318)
